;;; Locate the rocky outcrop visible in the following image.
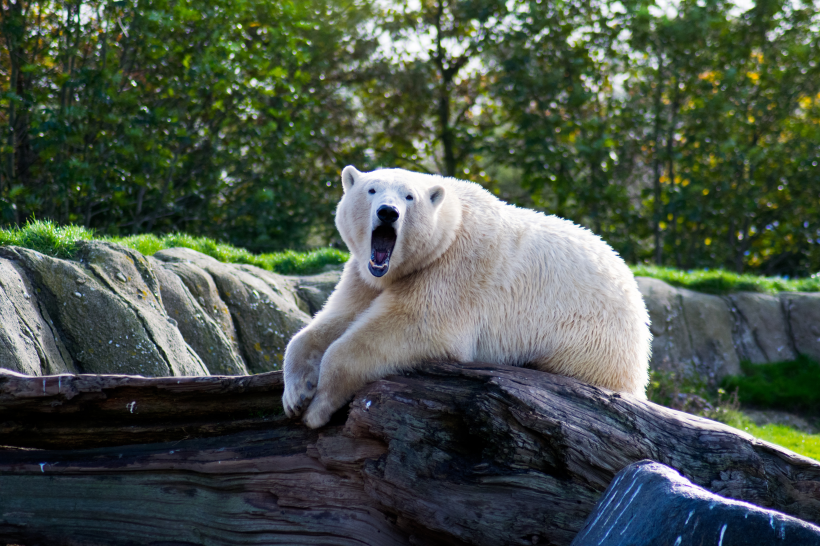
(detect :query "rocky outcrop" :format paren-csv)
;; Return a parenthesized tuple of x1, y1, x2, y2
(781, 292, 820, 362)
(0, 243, 312, 377)
(0, 258, 76, 376)
(290, 270, 344, 316)
(148, 256, 248, 376)
(729, 292, 797, 364)
(637, 278, 818, 382)
(0, 239, 818, 381)
(154, 248, 310, 374)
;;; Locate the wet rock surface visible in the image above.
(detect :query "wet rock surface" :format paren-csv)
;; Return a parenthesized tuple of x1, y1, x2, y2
(571, 460, 820, 546)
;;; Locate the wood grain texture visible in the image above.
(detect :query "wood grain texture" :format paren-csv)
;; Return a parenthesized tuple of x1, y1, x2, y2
(1, 362, 819, 546)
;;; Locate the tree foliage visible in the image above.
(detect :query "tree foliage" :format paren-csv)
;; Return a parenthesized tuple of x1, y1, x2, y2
(0, 0, 374, 249)
(1, 0, 818, 272)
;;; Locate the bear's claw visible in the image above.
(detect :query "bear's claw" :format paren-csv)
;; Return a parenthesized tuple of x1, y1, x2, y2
(282, 372, 318, 418)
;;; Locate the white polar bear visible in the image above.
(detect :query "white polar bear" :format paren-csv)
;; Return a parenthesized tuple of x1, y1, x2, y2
(283, 166, 652, 428)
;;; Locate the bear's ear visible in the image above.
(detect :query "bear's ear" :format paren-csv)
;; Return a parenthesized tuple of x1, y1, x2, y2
(429, 185, 445, 207)
(341, 165, 360, 193)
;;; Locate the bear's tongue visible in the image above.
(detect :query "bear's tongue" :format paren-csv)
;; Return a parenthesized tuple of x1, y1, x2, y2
(369, 225, 396, 277)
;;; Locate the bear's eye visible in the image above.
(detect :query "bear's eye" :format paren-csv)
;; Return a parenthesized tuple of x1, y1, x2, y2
(368, 188, 375, 194)
(406, 195, 413, 201)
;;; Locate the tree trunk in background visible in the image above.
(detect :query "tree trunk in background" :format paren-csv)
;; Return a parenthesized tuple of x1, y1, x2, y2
(652, 51, 666, 267)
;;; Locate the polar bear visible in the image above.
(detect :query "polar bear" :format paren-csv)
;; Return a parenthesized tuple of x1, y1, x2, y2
(283, 166, 651, 428)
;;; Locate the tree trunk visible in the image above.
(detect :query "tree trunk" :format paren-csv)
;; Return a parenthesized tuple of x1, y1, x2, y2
(1, 362, 819, 546)
(651, 51, 666, 267)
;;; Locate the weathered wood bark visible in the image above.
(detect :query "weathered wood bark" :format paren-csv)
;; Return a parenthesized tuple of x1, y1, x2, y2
(1, 362, 820, 546)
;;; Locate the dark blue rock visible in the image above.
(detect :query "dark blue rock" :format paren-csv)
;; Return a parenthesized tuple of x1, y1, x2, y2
(571, 460, 820, 546)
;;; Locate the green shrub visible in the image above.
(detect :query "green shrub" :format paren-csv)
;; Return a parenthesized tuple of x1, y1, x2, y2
(647, 369, 712, 410)
(720, 356, 820, 415)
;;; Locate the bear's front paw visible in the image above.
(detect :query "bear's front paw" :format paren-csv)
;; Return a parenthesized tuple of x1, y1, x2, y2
(282, 373, 318, 418)
(302, 392, 337, 429)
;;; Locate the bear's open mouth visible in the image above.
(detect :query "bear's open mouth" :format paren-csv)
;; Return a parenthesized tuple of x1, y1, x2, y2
(369, 225, 396, 277)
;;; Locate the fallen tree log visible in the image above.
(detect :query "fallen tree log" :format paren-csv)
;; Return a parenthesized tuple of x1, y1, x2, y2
(1, 362, 820, 546)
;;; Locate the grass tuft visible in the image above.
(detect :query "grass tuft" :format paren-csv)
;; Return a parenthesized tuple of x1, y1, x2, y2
(0, 220, 95, 259)
(714, 409, 820, 461)
(111, 233, 349, 275)
(630, 264, 820, 294)
(0, 220, 348, 276)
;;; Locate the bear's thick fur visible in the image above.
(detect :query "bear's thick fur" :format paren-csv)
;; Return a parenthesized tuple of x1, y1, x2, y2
(283, 166, 652, 428)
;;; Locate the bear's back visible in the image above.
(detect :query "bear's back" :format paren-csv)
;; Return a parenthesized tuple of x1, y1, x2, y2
(430, 176, 649, 392)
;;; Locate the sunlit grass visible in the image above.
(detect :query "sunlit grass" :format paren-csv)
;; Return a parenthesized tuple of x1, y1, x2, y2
(112, 233, 349, 275)
(713, 409, 820, 461)
(630, 264, 820, 294)
(0, 220, 348, 276)
(0, 219, 95, 258)
(749, 423, 820, 460)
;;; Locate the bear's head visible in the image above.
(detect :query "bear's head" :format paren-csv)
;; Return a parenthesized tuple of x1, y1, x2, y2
(336, 166, 462, 286)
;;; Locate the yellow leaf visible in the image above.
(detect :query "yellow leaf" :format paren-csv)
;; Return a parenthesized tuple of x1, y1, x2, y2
(703, 189, 710, 195)
(747, 71, 759, 82)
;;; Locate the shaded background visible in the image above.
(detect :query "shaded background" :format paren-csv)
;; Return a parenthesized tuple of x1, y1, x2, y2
(1, 0, 818, 275)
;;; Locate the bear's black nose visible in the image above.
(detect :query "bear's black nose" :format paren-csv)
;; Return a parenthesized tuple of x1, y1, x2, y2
(377, 205, 400, 224)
